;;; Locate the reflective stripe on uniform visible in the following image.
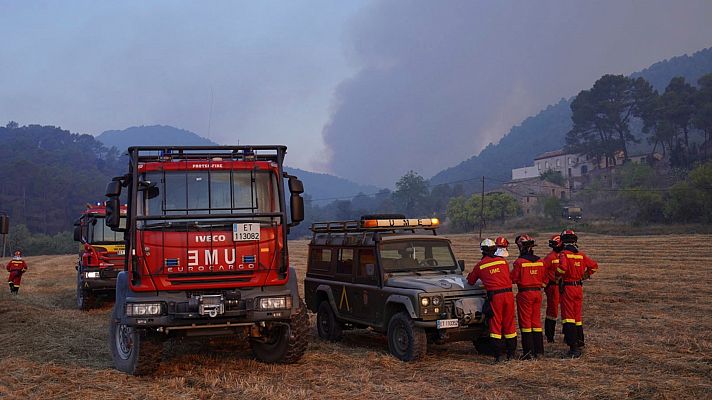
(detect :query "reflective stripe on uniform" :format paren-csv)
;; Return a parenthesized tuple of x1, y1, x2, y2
(575, 321, 582, 326)
(566, 254, 583, 259)
(552, 259, 559, 264)
(562, 319, 576, 324)
(545, 316, 557, 321)
(521, 262, 544, 267)
(556, 268, 565, 274)
(532, 328, 543, 332)
(490, 333, 502, 339)
(480, 260, 507, 270)
(504, 332, 517, 339)
(521, 328, 532, 333)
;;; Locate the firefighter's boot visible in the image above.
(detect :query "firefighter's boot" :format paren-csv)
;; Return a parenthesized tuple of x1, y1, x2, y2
(505, 337, 518, 360)
(577, 325, 585, 348)
(520, 332, 532, 360)
(545, 319, 556, 343)
(532, 331, 545, 358)
(11, 285, 19, 295)
(493, 338, 506, 363)
(563, 323, 581, 358)
(8, 282, 13, 294)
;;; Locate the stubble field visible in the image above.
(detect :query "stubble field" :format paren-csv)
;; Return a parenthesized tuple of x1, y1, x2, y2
(0, 233, 710, 399)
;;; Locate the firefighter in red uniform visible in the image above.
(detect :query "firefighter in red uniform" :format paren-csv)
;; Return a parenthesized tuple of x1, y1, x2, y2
(467, 238, 517, 361)
(6, 250, 28, 295)
(556, 230, 598, 357)
(494, 236, 510, 258)
(511, 234, 546, 359)
(542, 234, 564, 343)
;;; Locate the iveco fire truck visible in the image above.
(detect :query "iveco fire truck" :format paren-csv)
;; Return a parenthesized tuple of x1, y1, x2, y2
(104, 146, 307, 375)
(73, 203, 127, 310)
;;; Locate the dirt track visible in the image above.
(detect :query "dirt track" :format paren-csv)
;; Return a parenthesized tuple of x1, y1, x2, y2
(1, 233, 711, 399)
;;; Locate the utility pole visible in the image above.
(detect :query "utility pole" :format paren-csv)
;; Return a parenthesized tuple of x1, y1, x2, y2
(479, 176, 485, 241)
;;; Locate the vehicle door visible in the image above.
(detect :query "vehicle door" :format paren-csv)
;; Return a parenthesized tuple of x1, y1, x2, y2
(352, 248, 384, 324)
(333, 247, 355, 319)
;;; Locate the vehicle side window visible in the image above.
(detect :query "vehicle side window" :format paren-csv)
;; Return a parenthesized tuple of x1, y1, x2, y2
(356, 249, 378, 283)
(309, 248, 333, 273)
(336, 248, 354, 275)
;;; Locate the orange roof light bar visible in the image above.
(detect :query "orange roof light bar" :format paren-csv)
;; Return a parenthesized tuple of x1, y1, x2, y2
(361, 218, 439, 229)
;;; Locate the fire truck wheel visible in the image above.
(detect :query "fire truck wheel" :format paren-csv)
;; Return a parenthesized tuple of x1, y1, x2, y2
(250, 300, 309, 364)
(387, 312, 427, 361)
(76, 273, 96, 310)
(109, 304, 163, 375)
(316, 300, 343, 341)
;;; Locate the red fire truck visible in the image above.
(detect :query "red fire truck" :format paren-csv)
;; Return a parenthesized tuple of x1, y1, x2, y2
(73, 203, 127, 310)
(104, 146, 307, 375)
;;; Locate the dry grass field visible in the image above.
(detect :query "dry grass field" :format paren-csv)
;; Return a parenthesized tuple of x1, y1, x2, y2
(1, 233, 710, 400)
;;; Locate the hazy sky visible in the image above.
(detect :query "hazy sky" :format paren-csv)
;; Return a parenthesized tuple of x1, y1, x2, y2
(2, 1, 712, 186)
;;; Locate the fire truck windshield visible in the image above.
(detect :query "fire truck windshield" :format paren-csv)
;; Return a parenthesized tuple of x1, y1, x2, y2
(88, 216, 125, 243)
(139, 170, 280, 218)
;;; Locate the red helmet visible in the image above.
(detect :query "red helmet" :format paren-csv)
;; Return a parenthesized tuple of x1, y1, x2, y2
(14, 250, 21, 256)
(495, 236, 509, 248)
(548, 234, 562, 249)
(515, 234, 535, 252)
(561, 229, 578, 244)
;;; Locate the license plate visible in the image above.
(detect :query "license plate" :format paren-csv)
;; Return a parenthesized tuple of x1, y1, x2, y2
(436, 319, 459, 329)
(233, 223, 260, 241)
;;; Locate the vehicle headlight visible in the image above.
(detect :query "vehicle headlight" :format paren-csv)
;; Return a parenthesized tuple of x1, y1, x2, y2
(84, 271, 100, 279)
(420, 297, 430, 307)
(125, 303, 163, 316)
(432, 296, 441, 306)
(258, 296, 292, 310)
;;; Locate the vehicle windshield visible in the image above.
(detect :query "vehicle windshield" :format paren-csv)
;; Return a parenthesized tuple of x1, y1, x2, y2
(138, 169, 280, 219)
(379, 240, 457, 272)
(88, 216, 125, 243)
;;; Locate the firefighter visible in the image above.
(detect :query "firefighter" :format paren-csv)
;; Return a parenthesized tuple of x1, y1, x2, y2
(494, 236, 510, 257)
(467, 238, 517, 362)
(556, 230, 598, 358)
(511, 234, 546, 359)
(6, 250, 28, 295)
(542, 234, 564, 343)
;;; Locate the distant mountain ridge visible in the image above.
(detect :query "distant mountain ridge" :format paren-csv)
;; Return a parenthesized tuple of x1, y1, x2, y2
(97, 125, 218, 149)
(430, 46, 712, 190)
(96, 125, 380, 204)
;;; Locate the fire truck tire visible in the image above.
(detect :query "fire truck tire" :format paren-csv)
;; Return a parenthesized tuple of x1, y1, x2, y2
(316, 300, 343, 341)
(250, 300, 309, 364)
(387, 312, 427, 361)
(76, 274, 96, 310)
(109, 304, 163, 375)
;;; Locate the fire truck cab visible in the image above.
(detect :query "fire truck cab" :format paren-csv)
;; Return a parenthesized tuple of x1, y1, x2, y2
(104, 146, 307, 375)
(73, 203, 127, 310)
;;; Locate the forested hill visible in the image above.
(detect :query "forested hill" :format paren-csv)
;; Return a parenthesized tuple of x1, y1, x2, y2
(0, 124, 124, 234)
(98, 124, 380, 206)
(430, 46, 712, 190)
(97, 125, 218, 149)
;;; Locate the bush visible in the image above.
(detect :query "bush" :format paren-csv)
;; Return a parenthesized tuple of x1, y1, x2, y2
(2, 224, 76, 256)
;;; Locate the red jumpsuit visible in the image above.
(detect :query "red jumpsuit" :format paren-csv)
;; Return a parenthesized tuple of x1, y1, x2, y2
(7, 258, 28, 289)
(467, 255, 516, 341)
(511, 255, 545, 334)
(542, 251, 561, 320)
(556, 247, 598, 350)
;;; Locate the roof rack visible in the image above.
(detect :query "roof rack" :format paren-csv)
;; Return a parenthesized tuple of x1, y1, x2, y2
(128, 145, 287, 164)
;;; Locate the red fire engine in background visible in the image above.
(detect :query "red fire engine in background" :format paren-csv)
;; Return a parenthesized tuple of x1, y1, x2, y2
(73, 203, 127, 309)
(104, 146, 308, 375)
